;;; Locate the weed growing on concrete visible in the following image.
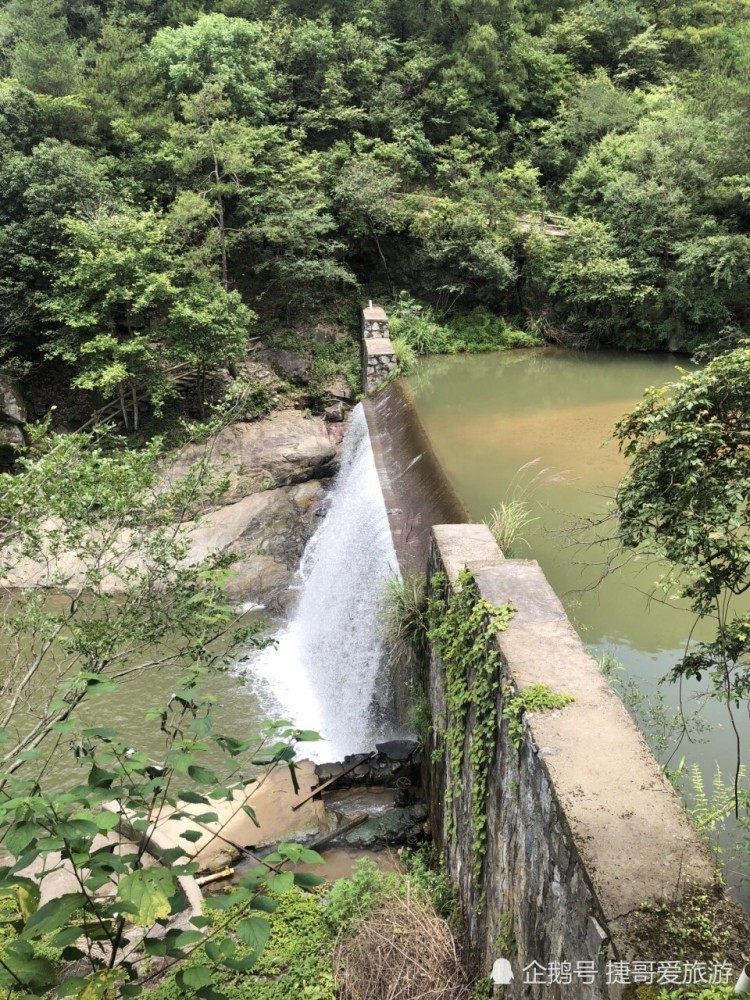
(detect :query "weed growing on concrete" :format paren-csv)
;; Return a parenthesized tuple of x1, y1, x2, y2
(633, 985, 736, 999)
(407, 692, 433, 744)
(626, 879, 750, 979)
(486, 499, 538, 556)
(391, 336, 418, 375)
(485, 458, 568, 556)
(323, 858, 401, 935)
(502, 683, 575, 751)
(402, 846, 460, 925)
(494, 910, 517, 956)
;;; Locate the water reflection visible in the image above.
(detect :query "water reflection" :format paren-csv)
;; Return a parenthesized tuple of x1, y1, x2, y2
(409, 348, 748, 902)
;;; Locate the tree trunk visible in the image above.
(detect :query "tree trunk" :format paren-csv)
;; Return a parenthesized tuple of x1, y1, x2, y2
(209, 132, 229, 291)
(119, 384, 129, 431)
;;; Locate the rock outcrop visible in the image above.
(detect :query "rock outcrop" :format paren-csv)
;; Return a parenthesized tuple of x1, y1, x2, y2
(5, 409, 342, 611)
(188, 478, 327, 609)
(166, 409, 339, 507)
(0, 375, 27, 467)
(0, 376, 26, 425)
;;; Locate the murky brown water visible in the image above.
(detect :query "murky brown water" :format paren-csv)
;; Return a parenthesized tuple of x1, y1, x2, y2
(0, 592, 281, 787)
(408, 348, 748, 901)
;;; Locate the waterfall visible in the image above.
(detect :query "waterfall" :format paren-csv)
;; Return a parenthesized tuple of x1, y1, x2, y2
(245, 405, 400, 762)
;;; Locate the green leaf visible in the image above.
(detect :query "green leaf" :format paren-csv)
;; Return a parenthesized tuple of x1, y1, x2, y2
(22, 892, 88, 939)
(250, 895, 277, 913)
(293, 872, 324, 888)
(5, 821, 39, 858)
(81, 728, 118, 739)
(0, 877, 40, 919)
(143, 937, 167, 957)
(117, 868, 175, 927)
(77, 969, 127, 999)
(241, 805, 259, 827)
(292, 731, 321, 742)
(205, 938, 236, 963)
(174, 930, 205, 948)
(177, 965, 213, 990)
(58, 977, 89, 996)
(94, 812, 120, 832)
(208, 787, 232, 800)
(156, 847, 187, 865)
(297, 848, 323, 864)
(203, 887, 251, 910)
(88, 765, 115, 789)
(179, 829, 204, 843)
(265, 872, 294, 895)
(234, 915, 270, 958)
(49, 925, 86, 948)
(187, 765, 218, 784)
(0, 950, 56, 989)
(177, 791, 209, 805)
(56, 819, 99, 841)
(171, 863, 200, 877)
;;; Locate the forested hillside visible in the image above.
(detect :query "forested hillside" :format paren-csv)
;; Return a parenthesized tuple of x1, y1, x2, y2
(1, 0, 749, 424)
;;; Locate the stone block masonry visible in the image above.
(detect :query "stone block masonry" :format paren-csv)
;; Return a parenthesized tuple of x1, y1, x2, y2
(361, 303, 390, 339)
(361, 305, 397, 394)
(425, 524, 715, 999)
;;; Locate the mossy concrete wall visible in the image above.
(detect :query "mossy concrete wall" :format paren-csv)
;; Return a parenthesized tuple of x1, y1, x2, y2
(425, 524, 715, 999)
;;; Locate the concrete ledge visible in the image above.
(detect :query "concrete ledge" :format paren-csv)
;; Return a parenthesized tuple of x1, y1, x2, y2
(431, 524, 504, 580)
(425, 525, 715, 998)
(362, 305, 388, 324)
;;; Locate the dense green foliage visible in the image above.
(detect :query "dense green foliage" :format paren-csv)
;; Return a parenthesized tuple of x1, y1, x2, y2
(152, 888, 336, 1000)
(614, 345, 750, 811)
(1, 0, 750, 423)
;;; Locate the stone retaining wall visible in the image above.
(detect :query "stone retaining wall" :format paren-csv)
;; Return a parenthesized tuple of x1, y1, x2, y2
(360, 305, 397, 394)
(425, 524, 715, 999)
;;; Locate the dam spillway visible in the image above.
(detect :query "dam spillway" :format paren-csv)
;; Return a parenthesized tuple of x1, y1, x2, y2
(362, 380, 468, 576)
(244, 384, 470, 761)
(246, 404, 400, 762)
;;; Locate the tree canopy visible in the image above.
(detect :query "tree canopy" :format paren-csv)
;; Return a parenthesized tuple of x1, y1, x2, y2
(0, 0, 749, 418)
(614, 345, 750, 809)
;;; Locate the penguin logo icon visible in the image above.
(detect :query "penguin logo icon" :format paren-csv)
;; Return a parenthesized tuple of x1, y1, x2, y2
(492, 959, 514, 985)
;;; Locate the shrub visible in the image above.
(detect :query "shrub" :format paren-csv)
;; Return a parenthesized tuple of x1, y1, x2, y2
(390, 301, 541, 356)
(485, 499, 538, 556)
(323, 859, 400, 934)
(381, 573, 430, 668)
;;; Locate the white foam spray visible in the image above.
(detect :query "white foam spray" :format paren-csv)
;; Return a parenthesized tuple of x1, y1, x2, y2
(244, 405, 399, 761)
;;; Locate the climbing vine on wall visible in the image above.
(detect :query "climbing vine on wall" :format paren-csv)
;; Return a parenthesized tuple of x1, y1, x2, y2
(428, 568, 515, 880)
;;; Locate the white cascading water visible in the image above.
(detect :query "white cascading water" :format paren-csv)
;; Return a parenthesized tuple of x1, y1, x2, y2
(245, 405, 399, 762)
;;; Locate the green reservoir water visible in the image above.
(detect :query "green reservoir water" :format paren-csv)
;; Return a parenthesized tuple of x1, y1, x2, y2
(408, 348, 748, 900)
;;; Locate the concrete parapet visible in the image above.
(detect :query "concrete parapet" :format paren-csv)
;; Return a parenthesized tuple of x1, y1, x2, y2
(425, 524, 715, 998)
